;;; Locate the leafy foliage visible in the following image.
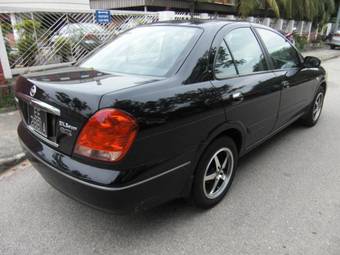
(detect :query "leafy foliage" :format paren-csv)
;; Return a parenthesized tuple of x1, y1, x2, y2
(15, 19, 41, 67)
(54, 37, 72, 62)
(0, 86, 15, 110)
(295, 35, 309, 51)
(197, 0, 337, 23)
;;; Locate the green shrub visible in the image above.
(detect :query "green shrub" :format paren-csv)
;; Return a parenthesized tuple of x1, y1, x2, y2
(54, 36, 72, 62)
(8, 51, 19, 65)
(295, 35, 308, 51)
(310, 35, 324, 49)
(1, 23, 12, 53)
(311, 35, 322, 44)
(15, 19, 40, 67)
(0, 86, 15, 110)
(16, 36, 38, 66)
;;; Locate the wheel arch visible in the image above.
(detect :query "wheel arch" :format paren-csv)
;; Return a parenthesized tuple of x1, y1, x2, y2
(213, 128, 243, 154)
(200, 123, 246, 158)
(182, 122, 246, 197)
(320, 81, 327, 93)
(312, 81, 327, 103)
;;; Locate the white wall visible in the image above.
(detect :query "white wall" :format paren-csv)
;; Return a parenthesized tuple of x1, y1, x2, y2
(0, 0, 90, 11)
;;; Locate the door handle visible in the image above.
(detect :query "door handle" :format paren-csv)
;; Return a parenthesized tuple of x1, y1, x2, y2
(232, 92, 244, 102)
(281, 80, 290, 89)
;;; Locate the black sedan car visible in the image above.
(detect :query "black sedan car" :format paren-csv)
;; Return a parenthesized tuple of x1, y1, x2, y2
(15, 20, 326, 212)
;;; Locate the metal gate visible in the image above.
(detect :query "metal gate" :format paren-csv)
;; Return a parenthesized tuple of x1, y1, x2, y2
(0, 10, 158, 74)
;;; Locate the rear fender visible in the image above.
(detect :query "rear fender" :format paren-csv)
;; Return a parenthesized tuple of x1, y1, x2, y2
(181, 121, 246, 197)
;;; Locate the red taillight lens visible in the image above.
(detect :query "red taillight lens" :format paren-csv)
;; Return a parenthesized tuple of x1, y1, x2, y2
(74, 108, 138, 162)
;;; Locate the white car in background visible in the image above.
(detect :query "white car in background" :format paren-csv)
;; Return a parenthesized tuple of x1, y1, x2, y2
(52, 23, 109, 51)
(328, 31, 340, 49)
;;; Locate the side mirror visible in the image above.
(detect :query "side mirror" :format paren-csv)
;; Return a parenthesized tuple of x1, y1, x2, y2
(304, 56, 321, 68)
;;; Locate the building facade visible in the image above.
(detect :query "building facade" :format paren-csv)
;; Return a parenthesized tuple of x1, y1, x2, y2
(89, 0, 269, 16)
(0, 0, 90, 11)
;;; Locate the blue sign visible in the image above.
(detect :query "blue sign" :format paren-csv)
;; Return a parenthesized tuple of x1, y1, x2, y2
(95, 10, 111, 24)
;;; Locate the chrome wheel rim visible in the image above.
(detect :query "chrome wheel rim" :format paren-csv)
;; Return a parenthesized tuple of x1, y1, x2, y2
(203, 148, 234, 200)
(313, 92, 324, 122)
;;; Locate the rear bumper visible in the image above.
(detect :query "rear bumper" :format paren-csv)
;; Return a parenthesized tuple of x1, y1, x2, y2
(18, 122, 192, 213)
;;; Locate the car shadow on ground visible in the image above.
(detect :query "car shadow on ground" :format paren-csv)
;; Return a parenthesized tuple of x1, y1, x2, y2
(21, 118, 319, 245)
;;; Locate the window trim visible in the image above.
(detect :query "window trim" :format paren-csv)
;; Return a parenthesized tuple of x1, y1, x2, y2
(253, 26, 304, 71)
(212, 26, 272, 81)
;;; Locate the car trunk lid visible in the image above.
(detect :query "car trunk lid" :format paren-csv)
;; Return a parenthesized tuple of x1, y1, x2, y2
(15, 66, 163, 156)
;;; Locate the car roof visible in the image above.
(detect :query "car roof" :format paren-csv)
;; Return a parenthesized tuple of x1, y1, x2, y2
(150, 19, 274, 32)
(152, 19, 235, 29)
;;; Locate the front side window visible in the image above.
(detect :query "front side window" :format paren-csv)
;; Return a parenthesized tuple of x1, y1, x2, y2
(81, 26, 200, 77)
(256, 28, 301, 70)
(225, 28, 268, 75)
(214, 41, 237, 79)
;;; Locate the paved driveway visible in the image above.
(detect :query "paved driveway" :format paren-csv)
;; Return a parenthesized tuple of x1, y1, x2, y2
(1, 57, 340, 255)
(0, 111, 21, 160)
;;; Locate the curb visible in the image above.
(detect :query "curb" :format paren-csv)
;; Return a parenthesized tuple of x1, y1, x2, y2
(321, 55, 340, 61)
(303, 51, 340, 62)
(0, 153, 27, 173)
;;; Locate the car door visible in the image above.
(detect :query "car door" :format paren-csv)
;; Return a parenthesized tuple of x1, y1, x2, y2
(211, 25, 281, 148)
(255, 28, 318, 128)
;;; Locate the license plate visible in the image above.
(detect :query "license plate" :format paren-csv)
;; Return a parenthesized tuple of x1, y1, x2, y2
(28, 105, 48, 137)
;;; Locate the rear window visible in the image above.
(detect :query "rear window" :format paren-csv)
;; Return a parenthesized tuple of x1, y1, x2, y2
(81, 26, 201, 77)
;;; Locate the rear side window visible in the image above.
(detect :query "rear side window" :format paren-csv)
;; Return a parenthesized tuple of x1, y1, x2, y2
(256, 28, 301, 70)
(225, 28, 268, 75)
(214, 41, 237, 79)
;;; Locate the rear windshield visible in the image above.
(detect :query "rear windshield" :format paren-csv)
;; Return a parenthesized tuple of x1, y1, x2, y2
(80, 26, 201, 77)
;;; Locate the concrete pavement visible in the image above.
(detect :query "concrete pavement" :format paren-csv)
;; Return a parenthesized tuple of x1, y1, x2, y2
(0, 57, 340, 255)
(303, 47, 340, 61)
(0, 111, 25, 172)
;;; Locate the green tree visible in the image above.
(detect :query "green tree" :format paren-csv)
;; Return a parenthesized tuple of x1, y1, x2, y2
(335, 0, 340, 30)
(15, 19, 41, 67)
(280, 0, 335, 22)
(238, 0, 279, 17)
(195, 0, 337, 24)
(237, 0, 335, 22)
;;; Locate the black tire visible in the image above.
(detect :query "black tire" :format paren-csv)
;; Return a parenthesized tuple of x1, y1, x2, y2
(192, 136, 238, 209)
(330, 45, 336, 49)
(301, 86, 325, 127)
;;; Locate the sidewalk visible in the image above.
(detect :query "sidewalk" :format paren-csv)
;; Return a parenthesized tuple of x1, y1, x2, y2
(0, 111, 25, 172)
(303, 47, 340, 61)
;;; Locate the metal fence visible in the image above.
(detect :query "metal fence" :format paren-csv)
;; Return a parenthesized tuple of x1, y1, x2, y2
(0, 10, 158, 75)
(0, 9, 334, 79)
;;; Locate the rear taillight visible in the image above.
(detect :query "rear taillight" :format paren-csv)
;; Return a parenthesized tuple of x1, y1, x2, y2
(74, 108, 138, 162)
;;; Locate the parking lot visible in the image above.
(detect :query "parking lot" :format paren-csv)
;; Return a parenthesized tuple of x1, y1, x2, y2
(1, 56, 340, 255)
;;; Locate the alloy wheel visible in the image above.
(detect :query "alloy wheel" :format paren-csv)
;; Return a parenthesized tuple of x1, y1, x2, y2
(203, 148, 234, 199)
(313, 92, 324, 122)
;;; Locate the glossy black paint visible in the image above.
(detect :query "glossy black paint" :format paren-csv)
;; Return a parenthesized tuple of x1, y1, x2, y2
(304, 56, 321, 68)
(16, 20, 326, 212)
